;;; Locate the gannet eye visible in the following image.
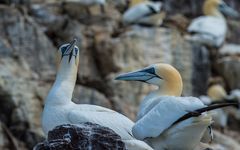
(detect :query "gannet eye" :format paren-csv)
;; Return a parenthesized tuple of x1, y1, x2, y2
(59, 44, 69, 55)
(139, 66, 156, 75)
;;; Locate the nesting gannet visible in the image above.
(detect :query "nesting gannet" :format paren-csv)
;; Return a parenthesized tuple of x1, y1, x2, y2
(201, 84, 228, 132)
(41, 39, 153, 150)
(123, 1, 163, 26)
(187, 0, 239, 47)
(115, 63, 237, 150)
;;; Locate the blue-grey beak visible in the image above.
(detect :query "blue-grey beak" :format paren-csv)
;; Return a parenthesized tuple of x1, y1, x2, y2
(219, 3, 239, 18)
(64, 39, 77, 55)
(115, 66, 160, 82)
(63, 39, 77, 62)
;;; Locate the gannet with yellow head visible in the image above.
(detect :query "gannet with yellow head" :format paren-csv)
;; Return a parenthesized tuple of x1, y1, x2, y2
(115, 63, 237, 150)
(187, 0, 239, 47)
(123, 0, 163, 25)
(207, 84, 228, 132)
(41, 39, 153, 150)
(207, 84, 227, 102)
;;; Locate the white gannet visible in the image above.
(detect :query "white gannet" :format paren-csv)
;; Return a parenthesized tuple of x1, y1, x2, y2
(123, 0, 163, 26)
(187, 0, 239, 47)
(41, 39, 153, 150)
(115, 63, 237, 150)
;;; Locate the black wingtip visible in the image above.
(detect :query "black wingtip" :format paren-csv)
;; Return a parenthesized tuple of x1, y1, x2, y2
(172, 102, 239, 126)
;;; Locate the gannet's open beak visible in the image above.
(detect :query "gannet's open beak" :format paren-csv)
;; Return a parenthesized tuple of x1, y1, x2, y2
(63, 39, 77, 62)
(64, 39, 77, 56)
(219, 3, 239, 18)
(115, 66, 161, 83)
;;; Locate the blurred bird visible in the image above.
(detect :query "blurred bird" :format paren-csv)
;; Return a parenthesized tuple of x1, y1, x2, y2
(62, 0, 106, 14)
(115, 63, 238, 150)
(187, 0, 239, 47)
(41, 39, 153, 150)
(204, 84, 228, 132)
(123, 0, 164, 26)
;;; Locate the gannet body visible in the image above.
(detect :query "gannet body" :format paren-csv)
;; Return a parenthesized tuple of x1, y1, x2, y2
(41, 40, 153, 150)
(116, 63, 213, 149)
(123, 1, 162, 25)
(187, 0, 239, 47)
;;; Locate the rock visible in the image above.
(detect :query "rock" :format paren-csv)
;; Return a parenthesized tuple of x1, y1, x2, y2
(30, 4, 66, 32)
(0, 122, 10, 150)
(0, 5, 57, 79)
(227, 20, 240, 45)
(210, 130, 240, 150)
(34, 123, 126, 150)
(73, 85, 112, 109)
(0, 58, 43, 148)
(216, 44, 240, 90)
(191, 44, 211, 96)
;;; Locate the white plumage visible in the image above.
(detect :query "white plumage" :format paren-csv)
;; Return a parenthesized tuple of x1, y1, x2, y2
(115, 63, 213, 150)
(188, 16, 226, 47)
(41, 40, 153, 150)
(132, 96, 206, 140)
(123, 1, 162, 25)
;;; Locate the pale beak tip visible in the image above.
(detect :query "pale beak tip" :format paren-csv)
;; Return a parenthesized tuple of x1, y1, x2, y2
(115, 75, 122, 80)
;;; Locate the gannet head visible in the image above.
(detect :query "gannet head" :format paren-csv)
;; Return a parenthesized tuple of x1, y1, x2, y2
(56, 39, 80, 70)
(115, 63, 183, 96)
(207, 84, 227, 101)
(203, 0, 239, 18)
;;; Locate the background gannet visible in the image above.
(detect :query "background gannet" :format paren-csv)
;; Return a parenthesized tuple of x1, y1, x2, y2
(187, 0, 239, 47)
(122, 0, 163, 26)
(207, 84, 240, 131)
(115, 63, 238, 150)
(41, 39, 153, 150)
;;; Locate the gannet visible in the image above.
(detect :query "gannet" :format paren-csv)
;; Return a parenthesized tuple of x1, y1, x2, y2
(122, 1, 163, 26)
(201, 84, 228, 132)
(115, 63, 237, 150)
(41, 39, 153, 150)
(187, 0, 239, 47)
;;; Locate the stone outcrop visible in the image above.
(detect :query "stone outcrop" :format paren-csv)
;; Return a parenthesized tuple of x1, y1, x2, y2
(34, 123, 126, 150)
(216, 44, 240, 90)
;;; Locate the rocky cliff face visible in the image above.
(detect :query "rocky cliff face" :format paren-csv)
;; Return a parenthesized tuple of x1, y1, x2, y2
(0, 0, 239, 149)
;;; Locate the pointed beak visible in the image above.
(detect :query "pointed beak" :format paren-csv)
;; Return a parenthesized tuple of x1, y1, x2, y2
(219, 3, 239, 18)
(64, 39, 77, 56)
(115, 66, 160, 82)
